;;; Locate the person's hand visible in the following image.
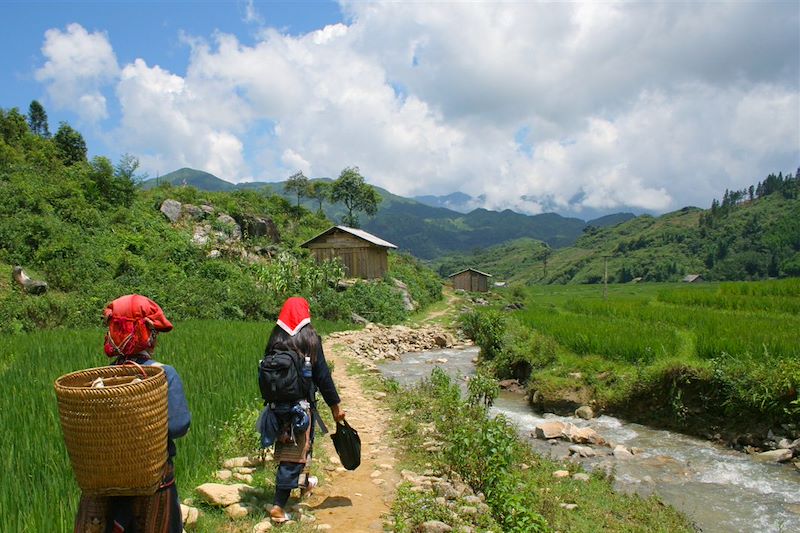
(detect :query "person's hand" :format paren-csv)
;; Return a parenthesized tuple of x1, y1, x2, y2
(331, 403, 346, 422)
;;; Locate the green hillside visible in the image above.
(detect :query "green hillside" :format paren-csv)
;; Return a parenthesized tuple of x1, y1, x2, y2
(439, 175, 800, 284)
(0, 107, 442, 332)
(146, 167, 634, 259)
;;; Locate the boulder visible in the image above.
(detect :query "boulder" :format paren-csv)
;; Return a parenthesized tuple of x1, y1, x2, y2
(182, 204, 204, 220)
(160, 199, 182, 223)
(534, 421, 566, 440)
(225, 503, 250, 519)
(572, 473, 590, 482)
(253, 520, 273, 532)
(755, 449, 793, 463)
(180, 504, 199, 529)
(237, 214, 280, 242)
(195, 483, 253, 507)
(200, 204, 215, 216)
(215, 469, 232, 481)
(498, 379, 524, 393)
(552, 470, 570, 478)
(223, 456, 261, 468)
(420, 521, 453, 533)
(12, 266, 47, 295)
(192, 225, 210, 246)
(575, 406, 594, 420)
(216, 214, 242, 241)
(393, 278, 417, 311)
(613, 445, 634, 459)
(560, 503, 578, 510)
(568, 445, 596, 458)
(566, 426, 607, 446)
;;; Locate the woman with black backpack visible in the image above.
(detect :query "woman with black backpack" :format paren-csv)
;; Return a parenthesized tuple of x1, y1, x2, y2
(259, 296, 345, 523)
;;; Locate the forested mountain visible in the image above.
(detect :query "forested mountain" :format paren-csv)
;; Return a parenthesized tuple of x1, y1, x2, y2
(435, 171, 800, 284)
(144, 168, 634, 259)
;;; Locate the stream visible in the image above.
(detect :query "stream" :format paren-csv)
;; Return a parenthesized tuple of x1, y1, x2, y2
(378, 346, 800, 533)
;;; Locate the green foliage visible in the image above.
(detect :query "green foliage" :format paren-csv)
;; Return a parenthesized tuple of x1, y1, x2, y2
(283, 170, 309, 207)
(27, 100, 50, 138)
(467, 366, 499, 408)
(459, 309, 506, 360)
(493, 318, 558, 380)
(388, 252, 443, 309)
(501, 282, 800, 431)
(345, 280, 407, 324)
(330, 166, 380, 228)
(52, 121, 87, 166)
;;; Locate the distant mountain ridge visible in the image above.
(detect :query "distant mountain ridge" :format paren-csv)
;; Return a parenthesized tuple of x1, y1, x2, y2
(144, 168, 635, 259)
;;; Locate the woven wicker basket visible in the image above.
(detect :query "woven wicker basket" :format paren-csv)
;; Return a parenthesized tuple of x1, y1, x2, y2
(54, 364, 168, 496)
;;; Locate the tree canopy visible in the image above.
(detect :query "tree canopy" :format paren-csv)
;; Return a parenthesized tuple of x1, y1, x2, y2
(330, 167, 380, 228)
(53, 122, 87, 166)
(27, 100, 50, 138)
(284, 171, 310, 207)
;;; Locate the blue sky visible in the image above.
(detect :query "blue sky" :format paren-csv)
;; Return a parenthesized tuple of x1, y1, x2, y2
(1, 1, 798, 217)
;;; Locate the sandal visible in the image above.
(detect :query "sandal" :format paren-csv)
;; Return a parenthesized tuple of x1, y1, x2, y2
(270, 507, 293, 524)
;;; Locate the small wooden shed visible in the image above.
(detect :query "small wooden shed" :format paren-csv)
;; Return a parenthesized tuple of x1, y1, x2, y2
(449, 268, 492, 292)
(300, 226, 397, 279)
(682, 274, 704, 283)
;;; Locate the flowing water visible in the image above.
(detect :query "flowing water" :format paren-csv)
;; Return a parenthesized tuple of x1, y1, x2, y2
(378, 346, 800, 533)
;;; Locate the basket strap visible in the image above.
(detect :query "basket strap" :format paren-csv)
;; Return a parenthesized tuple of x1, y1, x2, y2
(120, 360, 147, 378)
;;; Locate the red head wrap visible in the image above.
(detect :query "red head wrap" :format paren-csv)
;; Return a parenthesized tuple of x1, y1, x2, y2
(103, 294, 173, 358)
(276, 297, 311, 336)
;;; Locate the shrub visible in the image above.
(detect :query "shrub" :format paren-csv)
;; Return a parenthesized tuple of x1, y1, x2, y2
(459, 309, 506, 360)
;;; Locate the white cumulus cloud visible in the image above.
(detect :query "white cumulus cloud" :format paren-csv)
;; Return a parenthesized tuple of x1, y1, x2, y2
(36, 23, 119, 122)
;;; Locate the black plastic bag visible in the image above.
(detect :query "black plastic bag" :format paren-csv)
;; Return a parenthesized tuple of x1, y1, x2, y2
(330, 419, 361, 470)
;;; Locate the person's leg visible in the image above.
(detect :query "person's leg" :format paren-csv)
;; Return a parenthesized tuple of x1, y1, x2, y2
(271, 462, 303, 521)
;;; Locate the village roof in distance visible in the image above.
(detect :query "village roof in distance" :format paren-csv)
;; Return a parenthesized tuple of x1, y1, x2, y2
(448, 267, 493, 278)
(300, 225, 398, 249)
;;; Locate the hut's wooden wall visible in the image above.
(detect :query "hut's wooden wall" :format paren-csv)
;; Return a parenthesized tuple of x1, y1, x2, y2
(451, 271, 489, 292)
(306, 231, 388, 279)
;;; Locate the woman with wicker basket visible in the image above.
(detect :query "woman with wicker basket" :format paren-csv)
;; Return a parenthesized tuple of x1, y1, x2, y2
(258, 296, 346, 524)
(73, 294, 191, 533)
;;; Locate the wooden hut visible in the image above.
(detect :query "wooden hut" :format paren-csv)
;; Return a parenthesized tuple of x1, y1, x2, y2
(682, 274, 704, 283)
(300, 226, 397, 279)
(449, 268, 492, 292)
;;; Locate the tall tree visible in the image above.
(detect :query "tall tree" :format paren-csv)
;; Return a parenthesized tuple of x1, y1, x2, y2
(307, 180, 330, 213)
(27, 100, 50, 138)
(284, 171, 310, 207)
(53, 122, 87, 166)
(330, 166, 380, 228)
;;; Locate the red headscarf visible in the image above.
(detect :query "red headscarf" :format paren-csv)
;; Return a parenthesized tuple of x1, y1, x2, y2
(276, 297, 311, 336)
(103, 294, 173, 358)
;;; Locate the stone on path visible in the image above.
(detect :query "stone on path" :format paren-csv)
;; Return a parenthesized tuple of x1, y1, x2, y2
(223, 456, 260, 468)
(225, 503, 250, 519)
(195, 483, 253, 507)
(180, 504, 199, 529)
(253, 520, 273, 532)
(420, 520, 453, 533)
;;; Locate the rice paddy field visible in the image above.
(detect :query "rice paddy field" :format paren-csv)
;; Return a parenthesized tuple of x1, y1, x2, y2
(0, 319, 349, 532)
(514, 278, 800, 428)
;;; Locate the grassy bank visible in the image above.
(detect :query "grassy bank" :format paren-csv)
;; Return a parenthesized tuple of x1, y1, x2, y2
(376, 365, 694, 532)
(0, 319, 348, 532)
(465, 280, 800, 440)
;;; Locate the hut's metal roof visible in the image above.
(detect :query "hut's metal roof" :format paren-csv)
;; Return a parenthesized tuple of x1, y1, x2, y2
(448, 267, 493, 278)
(300, 225, 398, 249)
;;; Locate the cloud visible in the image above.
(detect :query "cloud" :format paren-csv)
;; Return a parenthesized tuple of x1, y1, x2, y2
(36, 23, 119, 122)
(37, 3, 799, 215)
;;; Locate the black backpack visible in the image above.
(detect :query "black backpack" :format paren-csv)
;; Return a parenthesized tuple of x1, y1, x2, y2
(258, 350, 310, 404)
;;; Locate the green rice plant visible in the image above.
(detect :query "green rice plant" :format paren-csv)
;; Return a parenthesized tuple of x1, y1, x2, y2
(518, 305, 680, 364)
(0, 318, 347, 532)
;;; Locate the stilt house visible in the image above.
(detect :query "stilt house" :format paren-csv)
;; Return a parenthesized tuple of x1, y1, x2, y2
(449, 268, 492, 292)
(300, 226, 397, 279)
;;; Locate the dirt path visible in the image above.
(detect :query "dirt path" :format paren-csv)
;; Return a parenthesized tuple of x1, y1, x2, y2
(303, 338, 401, 531)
